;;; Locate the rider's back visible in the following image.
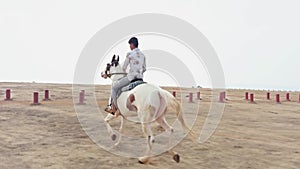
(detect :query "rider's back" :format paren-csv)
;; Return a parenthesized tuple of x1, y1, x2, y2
(123, 48, 146, 81)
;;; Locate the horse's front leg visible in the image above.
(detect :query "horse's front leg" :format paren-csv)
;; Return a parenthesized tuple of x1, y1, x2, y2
(104, 114, 117, 141)
(115, 115, 125, 146)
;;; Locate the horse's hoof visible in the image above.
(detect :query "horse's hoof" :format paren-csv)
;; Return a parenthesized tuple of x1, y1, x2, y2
(173, 154, 180, 163)
(138, 157, 150, 164)
(149, 136, 155, 143)
(111, 134, 117, 141)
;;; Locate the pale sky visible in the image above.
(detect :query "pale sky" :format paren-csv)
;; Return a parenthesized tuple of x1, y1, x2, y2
(1, 0, 299, 90)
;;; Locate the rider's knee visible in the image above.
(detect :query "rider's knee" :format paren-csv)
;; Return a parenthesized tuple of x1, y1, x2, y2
(112, 85, 119, 91)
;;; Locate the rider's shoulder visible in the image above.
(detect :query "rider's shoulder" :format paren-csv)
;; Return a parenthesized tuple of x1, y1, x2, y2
(134, 48, 145, 57)
(127, 48, 145, 59)
(126, 52, 131, 57)
(127, 48, 138, 56)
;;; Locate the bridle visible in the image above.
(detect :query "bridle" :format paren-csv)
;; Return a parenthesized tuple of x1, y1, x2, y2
(104, 63, 127, 78)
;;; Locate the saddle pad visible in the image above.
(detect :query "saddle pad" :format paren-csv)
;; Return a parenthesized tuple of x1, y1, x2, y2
(121, 80, 146, 92)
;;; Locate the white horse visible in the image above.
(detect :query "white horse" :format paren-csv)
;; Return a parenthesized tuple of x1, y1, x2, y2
(101, 55, 192, 164)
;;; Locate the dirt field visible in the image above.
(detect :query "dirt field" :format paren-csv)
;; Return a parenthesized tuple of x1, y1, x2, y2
(0, 82, 299, 169)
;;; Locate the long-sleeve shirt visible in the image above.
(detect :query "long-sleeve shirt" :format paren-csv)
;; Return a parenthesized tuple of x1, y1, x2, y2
(122, 48, 146, 81)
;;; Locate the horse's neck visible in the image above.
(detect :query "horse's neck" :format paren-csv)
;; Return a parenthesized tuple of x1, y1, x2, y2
(111, 65, 126, 83)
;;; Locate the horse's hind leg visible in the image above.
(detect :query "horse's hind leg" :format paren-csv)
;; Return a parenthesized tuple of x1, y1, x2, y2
(156, 116, 180, 163)
(138, 123, 153, 164)
(156, 114, 173, 133)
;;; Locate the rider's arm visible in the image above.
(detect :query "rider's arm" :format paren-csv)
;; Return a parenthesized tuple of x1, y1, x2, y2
(122, 52, 130, 72)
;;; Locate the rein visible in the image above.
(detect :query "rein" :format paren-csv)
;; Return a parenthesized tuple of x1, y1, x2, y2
(104, 71, 127, 78)
(110, 72, 127, 76)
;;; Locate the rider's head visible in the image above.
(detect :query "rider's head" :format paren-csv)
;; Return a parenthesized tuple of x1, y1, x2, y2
(128, 37, 138, 50)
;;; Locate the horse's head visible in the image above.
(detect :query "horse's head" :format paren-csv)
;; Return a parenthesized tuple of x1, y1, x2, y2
(101, 54, 123, 80)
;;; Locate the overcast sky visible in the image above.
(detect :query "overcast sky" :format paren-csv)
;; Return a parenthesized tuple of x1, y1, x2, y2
(0, 0, 299, 90)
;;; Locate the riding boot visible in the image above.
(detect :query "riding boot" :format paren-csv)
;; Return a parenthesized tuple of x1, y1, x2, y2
(104, 104, 118, 115)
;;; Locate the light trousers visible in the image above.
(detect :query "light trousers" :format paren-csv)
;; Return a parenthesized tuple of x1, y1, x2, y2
(111, 76, 130, 108)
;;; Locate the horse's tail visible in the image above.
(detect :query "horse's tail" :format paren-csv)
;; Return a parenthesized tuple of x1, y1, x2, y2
(159, 90, 196, 138)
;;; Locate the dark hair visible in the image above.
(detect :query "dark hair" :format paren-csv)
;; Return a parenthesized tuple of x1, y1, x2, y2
(128, 37, 138, 47)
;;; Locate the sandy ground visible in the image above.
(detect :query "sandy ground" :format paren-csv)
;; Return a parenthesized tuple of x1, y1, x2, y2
(0, 82, 299, 169)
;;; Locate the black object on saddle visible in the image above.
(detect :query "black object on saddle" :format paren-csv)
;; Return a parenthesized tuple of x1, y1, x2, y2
(121, 79, 146, 92)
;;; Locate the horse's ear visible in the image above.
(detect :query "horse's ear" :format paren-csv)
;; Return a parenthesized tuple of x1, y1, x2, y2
(112, 55, 116, 62)
(117, 55, 119, 61)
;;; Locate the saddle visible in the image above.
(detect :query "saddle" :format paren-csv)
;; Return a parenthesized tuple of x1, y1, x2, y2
(121, 78, 146, 92)
(107, 79, 146, 115)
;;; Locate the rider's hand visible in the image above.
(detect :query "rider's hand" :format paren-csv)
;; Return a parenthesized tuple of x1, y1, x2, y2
(101, 72, 108, 79)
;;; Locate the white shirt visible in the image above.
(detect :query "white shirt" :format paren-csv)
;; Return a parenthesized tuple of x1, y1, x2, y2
(122, 48, 146, 81)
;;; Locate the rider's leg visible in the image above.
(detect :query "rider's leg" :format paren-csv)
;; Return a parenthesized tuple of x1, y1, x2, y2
(109, 76, 130, 113)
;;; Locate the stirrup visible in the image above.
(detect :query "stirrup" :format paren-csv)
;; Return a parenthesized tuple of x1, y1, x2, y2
(104, 107, 116, 115)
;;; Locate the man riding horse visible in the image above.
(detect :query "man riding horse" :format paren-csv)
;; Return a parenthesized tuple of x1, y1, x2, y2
(101, 38, 192, 163)
(105, 37, 146, 114)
